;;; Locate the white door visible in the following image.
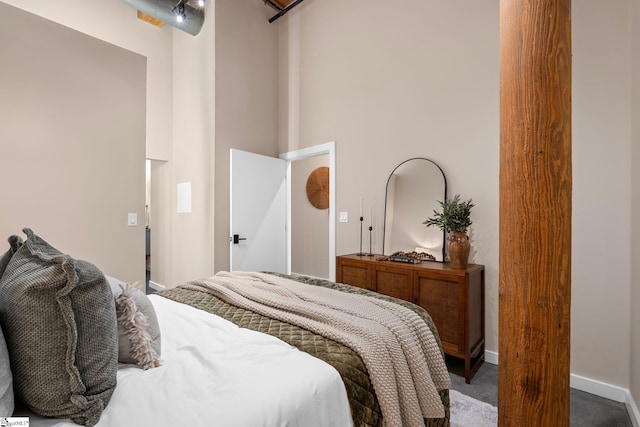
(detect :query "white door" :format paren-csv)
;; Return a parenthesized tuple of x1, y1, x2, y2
(230, 149, 287, 273)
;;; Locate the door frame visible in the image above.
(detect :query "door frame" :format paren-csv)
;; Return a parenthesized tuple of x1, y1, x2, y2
(279, 141, 336, 281)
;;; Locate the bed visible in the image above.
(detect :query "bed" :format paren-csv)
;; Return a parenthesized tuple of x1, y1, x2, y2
(0, 229, 451, 427)
(19, 290, 353, 427)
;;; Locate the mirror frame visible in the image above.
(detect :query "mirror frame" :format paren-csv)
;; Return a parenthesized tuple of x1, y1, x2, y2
(382, 157, 447, 261)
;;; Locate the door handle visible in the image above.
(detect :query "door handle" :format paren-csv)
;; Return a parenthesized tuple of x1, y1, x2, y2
(232, 234, 247, 244)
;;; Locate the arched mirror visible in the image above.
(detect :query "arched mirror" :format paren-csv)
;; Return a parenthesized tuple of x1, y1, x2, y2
(382, 158, 447, 261)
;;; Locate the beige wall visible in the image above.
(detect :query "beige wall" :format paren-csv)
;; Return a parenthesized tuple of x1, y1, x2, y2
(0, 0, 176, 287)
(292, 155, 330, 278)
(214, 0, 279, 273)
(572, 0, 632, 387)
(631, 0, 640, 409)
(0, 0, 173, 162)
(169, 1, 216, 286)
(0, 0, 221, 288)
(277, 0, 501, 358)
(278, 0, 638, 395)
(0, 3, 146, 286)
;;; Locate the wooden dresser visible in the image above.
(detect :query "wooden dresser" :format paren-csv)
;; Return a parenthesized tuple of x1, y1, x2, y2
(336, 253, 485, 383)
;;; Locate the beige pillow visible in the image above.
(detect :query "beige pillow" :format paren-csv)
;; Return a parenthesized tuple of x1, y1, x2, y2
(106, 276, 161, 369)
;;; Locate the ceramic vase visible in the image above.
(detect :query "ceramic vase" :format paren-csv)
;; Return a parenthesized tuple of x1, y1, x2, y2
(448, 231, 470, 269)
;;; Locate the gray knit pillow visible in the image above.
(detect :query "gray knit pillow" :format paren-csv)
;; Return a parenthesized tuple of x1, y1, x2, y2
(0, 228, 118, 426)
(0, 235, 23, 279)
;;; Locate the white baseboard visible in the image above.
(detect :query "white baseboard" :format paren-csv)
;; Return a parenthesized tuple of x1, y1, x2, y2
(483, 350, 639, 426)
(570, 373, 627, 403)
(484, 350, 499, 365)
(148, 280, 165, 291)
(627, 392, 640, 427)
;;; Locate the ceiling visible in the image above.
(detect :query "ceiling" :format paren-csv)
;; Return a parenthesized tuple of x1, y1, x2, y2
(264, 0, 303, 22)
(268, 0, 296, 9)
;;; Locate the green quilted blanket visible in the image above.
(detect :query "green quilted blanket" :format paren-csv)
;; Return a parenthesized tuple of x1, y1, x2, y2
(157, 273, 449, 427)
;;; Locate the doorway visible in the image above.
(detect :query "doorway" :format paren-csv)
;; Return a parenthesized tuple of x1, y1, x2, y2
(146, 158, 170, 293)
(228, 142, 336, 280)
(290, 154, 330, 279)
(280, 141, 336, 281)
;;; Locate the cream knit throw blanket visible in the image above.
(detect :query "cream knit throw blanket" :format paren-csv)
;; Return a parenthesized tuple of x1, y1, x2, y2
(181, 271, 451, 427)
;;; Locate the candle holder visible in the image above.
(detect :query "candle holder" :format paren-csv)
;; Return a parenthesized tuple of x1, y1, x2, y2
(357, 216, 366, 256)
(368, 225, 374, 256)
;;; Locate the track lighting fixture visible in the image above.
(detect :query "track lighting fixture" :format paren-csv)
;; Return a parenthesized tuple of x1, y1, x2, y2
(172, 0, 186, 23)
(121, 0, 205, 35)
(172, 0, 205, 23)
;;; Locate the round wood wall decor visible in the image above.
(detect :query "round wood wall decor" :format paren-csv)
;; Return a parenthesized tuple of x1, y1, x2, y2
(306, 167, 330, 209)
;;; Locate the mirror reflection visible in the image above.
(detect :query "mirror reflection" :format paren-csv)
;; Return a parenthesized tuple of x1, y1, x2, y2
(382, 158, 447, 261)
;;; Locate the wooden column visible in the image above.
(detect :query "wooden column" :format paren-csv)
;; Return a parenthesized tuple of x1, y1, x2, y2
(499, 1, 571, 426)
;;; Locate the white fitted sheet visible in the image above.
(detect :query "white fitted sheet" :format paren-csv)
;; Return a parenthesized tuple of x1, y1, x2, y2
(24, 294, 353, 427)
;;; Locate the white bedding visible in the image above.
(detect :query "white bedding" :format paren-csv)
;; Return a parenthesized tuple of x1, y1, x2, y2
(23, 294, 353, 427)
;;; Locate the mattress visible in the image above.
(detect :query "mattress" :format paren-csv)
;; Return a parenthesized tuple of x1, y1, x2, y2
(19, 294, 353, 427)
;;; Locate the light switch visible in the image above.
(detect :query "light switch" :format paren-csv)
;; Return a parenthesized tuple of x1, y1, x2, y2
(127, 213, 138, 227)
(339, 211, 349, 223)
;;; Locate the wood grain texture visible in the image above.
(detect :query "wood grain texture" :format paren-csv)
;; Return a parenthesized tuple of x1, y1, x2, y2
(415, 277, 460, 350)
(374, 266, 413, 301)
(499, 0, 572, 426)
(306, 166, 330, 209)
(271, 0, 293, 8)
(137, 11, 164, 27)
